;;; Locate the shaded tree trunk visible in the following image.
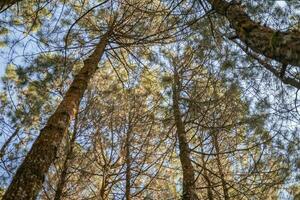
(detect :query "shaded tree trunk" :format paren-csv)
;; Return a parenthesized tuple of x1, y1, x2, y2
(3, 31, 110, 200)
(207, 0, 300, 66)
(54, 114, 79, 200)
(234, 41, 300, 89)
(172, 70, 198, 200)
(212, 132, 229, 200)
(125, 126, 132, 200)
(99, 173, 107, 200)
(200, 153, 214, 200)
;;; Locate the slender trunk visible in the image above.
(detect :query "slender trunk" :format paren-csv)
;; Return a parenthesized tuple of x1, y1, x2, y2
(3, 32, 110, 200)
(172, 70, 198, 200)
(54, 114, 79, 200)
(200, 155, 214, 200)
(98, 133, 108, 199)
(212, 132, 229, 200)
(125, 127, 132, 200)
(0, 127, 19, 159)
(99, 173, 107, 200)
(207, 0, 300, 66)
(53, 143, 71, 200)
(203, 169, 214, 200)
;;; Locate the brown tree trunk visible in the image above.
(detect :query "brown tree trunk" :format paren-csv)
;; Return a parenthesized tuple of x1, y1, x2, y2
(200, 154, 214, 200)
(53, 143, 71, 200)
(207, 0, 300, 66)
(99, 173, 107, 200)
(125, 126, 132, 200)
(212, 132, 229, 200)
(3, 31, 110, 200)
(54, 114, 79, 200)
(172, 70, 198, 200)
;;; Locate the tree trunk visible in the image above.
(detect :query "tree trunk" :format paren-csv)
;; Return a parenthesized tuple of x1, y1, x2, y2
(125, 126, 132, 200)
(212, 132, 229, 200)
(53, 143, 71, 200)
(99, 173, 107, 200)
(200, 153, 214, 200)
(54, 114, 79, 200)
(172, 70, 198, 200)
(207, 0, 300, 66)
(3, 31, 110, 200)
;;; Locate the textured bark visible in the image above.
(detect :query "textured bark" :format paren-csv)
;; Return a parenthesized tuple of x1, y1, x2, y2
(172, 70, 198, 200)
(125, 127, 132, 200)
(0, 127, 19, 160)
(207, 0, 300, 66)
(234, 41, 300, 89)
(99, 174, 107, 200)
(54, 115, 79, 200)
(212, 133, 229, 200)
(3, 32, 110, 200)
(53, 145, 70, 200)
(201, 156, 214, 200)
(0, 0, 22, 12)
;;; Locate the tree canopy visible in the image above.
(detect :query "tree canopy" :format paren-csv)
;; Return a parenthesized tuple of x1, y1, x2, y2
(0, 0, 299, 199)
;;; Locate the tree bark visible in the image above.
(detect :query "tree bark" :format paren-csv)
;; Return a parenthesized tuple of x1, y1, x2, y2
(211, 132, 229, 200)
(99, 173, 107, 200)
(53, 141, 71, 200)
(207, 0, 300, 66)
(234, 40, 300, 89)
(54, 114, 79, 200)
(125, 126, 132, 200)
(200, 153, 214, 200)
(3, 31, 110, 200)
(172, 70, 198, 200)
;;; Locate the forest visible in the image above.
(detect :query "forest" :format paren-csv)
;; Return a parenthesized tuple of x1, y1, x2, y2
(0, 0, 299, 199)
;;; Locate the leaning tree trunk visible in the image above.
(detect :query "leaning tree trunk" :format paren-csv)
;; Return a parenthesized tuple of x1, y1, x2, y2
(54, 114, 79, 200)
(207, 0, 300, 67)
(53, 136, 73, 200)
(3, 31, 110, 200)
(172, 70, 199, 200)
